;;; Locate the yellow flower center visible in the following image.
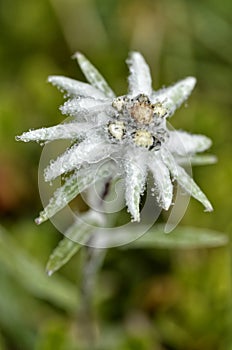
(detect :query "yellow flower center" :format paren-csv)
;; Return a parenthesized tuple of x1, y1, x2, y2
(130, 101, 154, 124)
(133, 129, 153, 148)
(108, 121, 125, 140)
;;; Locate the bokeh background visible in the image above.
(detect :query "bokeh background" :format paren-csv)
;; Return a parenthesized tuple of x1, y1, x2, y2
(0, 0, 232, 349)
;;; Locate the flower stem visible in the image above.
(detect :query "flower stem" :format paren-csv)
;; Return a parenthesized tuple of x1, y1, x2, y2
(78, 243, 106, 349)
(77, 178, 116, 348)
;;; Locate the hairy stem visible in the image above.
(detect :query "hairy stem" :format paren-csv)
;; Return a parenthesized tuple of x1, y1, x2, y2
(78, 243, 106, 349)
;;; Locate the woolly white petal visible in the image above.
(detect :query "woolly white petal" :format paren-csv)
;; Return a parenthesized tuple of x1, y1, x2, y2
(73, 52, 115, 98)
(161, 149, 213, 212)
(36, 162, 114, 224)
(167, 131, 212, 156)
(16, 122, 93, 142)
(160, 148, 179, 178)
(153, 77, 196, 117)
(127, 52, 152, 97)
(44, 137, 117, 182)
(48, 76, 107, 99)
(60, 97, 113, 120)
(175, 166, 213, 212)
(177, 155, 217, 166)
(124, 149, 148, 222)
(149, 155, 173, 210)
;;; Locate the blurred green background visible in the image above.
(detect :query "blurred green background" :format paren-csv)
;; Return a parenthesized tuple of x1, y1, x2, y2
(0, 0, 232, 349)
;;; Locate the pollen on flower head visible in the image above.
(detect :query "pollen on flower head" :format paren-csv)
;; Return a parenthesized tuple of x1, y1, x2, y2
(112, 97, 125, 112)
(108, 121, 125, 140)
(112, 94, 168, 126)
(152, 102, 168, 118)
(133, 129, 153, 148)
(130, 98, 154, 124)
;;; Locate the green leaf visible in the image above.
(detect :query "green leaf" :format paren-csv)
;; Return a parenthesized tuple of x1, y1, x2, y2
(46, 238, 81, 276)
(0, 333, 7, 350)
(73, 52, 115, 98)
(46, 211, 104, 275)
(124, 225, 228, 249)
(0, 226, 78, 312)
(0, 269, 36, 349)
(35, 319, 71, 350)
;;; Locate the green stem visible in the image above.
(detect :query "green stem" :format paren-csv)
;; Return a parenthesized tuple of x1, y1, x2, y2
(79, 244, 106, 349)
(78, 176, 120, 348)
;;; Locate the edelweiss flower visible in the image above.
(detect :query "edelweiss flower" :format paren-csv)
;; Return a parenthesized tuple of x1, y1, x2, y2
(17, 52, 214, 224)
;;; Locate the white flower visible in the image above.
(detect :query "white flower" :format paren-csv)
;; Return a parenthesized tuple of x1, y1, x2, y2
(17, 52, 214, 224)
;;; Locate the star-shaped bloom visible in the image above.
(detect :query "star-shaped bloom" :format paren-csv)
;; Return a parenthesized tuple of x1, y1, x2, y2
(17, 52, 214, 224)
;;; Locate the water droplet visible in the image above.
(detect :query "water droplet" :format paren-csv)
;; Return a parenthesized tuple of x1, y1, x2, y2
(35, 217, 42, 225)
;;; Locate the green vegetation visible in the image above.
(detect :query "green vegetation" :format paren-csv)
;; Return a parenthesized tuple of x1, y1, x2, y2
(1, 0, 232, 348)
